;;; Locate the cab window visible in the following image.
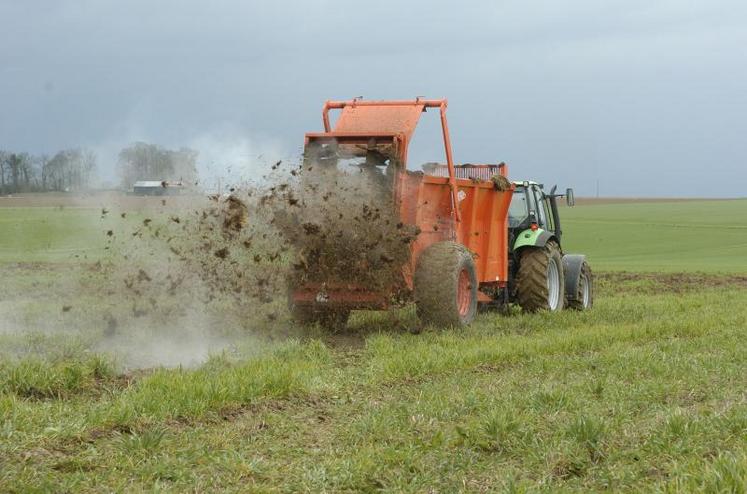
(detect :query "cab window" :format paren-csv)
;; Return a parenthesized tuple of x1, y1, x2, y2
(508, 188, 529, 227)
(543, 197, 555, 232)
(532, 187, 547, 227)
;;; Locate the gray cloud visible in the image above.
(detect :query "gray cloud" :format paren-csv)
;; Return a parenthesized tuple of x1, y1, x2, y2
(1, 0, 745, 195)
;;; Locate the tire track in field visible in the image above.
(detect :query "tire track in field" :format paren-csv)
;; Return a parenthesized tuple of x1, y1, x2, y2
(566, 219, 747, 230)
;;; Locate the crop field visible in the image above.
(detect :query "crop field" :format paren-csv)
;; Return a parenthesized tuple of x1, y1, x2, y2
(562, 198, 747, 273)
(1, 198, 746, 492)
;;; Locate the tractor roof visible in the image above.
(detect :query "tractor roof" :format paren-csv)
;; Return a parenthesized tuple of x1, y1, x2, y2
(512, 180, 539, 187)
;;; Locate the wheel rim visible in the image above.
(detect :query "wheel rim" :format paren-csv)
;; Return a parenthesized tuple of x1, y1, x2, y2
(547, 258, 560, 310)
(457, 268, 472, 317)
(580, 274, 590, 308)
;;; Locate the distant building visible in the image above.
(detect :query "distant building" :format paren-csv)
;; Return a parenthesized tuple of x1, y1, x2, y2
(132, 180, 184, 196)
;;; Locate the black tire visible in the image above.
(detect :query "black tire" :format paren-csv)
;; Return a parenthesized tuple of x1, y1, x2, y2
(516, 242, 565, 312)
(290, 305, 350, 330)
(288, 287, 314, 324)
(288, 291, 350, 330)
(414, 242, 478, 327)
(289, 303, 316, 324)
(314, 310, 350, 331)
(567, 261, 593, 310)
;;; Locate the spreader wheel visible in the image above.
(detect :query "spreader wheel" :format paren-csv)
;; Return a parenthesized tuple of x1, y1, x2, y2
(414, 242, 478, 327)
(516, 242, 565, 312)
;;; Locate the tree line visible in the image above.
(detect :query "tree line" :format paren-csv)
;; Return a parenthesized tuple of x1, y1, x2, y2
(0, 149, 96, 194)
(0, 142, 199, 194)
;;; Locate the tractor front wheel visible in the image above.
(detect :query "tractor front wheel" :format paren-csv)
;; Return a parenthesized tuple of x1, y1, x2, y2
(414, 242, 478, 327)
(516, 242, 565, 312)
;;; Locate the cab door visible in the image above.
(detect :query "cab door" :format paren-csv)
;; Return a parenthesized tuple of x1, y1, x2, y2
(530, 185, 559, 236)
(529, 185, 548, 228)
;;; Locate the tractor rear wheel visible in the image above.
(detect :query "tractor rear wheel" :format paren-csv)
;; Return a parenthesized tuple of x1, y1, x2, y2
(516, 242, 565, 312)
(414, 242, 478, 327)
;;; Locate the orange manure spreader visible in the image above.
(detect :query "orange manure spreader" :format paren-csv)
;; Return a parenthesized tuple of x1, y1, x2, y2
(287, 98, 593, 328)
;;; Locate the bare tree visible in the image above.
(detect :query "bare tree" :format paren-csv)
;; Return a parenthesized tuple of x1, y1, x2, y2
(43, 148, 98, 191)
(0, 150, 7, 194)
(35, 154, 50, 190)
(8, 154, 20, 191)
(0, 149, 95, 193)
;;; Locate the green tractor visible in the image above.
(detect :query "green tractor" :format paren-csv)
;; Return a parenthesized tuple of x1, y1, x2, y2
(503, 181, 593, 312)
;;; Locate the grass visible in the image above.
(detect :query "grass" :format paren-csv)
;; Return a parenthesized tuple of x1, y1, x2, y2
(0, 207, 109, 263)
(1, 198, 746, 492)
(1, 282, 746, 491)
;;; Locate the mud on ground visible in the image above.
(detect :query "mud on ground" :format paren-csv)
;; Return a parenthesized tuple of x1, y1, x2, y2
(596, 271, 747, 294)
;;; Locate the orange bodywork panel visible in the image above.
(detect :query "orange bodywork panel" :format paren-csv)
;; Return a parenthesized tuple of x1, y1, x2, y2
(399, 167, 513, 288)
(330, 103, 424, 149)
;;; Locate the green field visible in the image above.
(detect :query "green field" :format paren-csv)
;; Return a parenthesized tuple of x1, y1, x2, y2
(0, 207, 109, 264)
(561, 199, 747, 273)
(1, 200, 746, 492)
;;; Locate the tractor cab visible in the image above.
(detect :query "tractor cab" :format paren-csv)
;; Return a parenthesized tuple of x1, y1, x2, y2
(509, 181, 575, 249)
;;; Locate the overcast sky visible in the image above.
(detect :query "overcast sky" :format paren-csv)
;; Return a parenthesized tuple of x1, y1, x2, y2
(1, 0, 745, 196)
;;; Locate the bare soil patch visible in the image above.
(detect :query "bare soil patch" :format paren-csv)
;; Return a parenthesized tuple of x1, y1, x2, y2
(597, 271, 747, 293)
(572, 197, 736, 206)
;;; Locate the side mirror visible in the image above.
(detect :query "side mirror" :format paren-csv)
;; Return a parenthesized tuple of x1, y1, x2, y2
(566, 188, 575, 207)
